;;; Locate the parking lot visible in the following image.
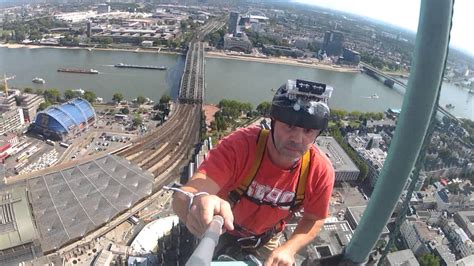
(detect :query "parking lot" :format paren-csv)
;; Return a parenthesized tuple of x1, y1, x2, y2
(3, 103, 165, 180)
(3, 135, 69, 178)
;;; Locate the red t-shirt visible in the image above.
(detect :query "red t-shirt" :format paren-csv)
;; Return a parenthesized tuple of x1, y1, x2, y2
(198, 126, 335, 235)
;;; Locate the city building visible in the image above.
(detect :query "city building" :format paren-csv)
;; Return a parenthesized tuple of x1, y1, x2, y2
(239, 14, 269, 25)
(0, 89, 25, 135)
(435, 188, 471, 212)
(223, 32, 253, 53)
(0, 108, 25, 135)
(434, 244, 457, 266)
(382, 249, 419, 266)
(228, 11, 240, 35)
(436, 189, 451, 211)
(400, 220, 443, 257)
(293, 37, 312, 50)
(97, 4, 110, 14)
(141, 40, 154, 47)
(285, 220, 353, 260)
(339, 48, 361, 65)
(323, 30, 344, 56)
(442, 221, 474, 258)
(346, 133, 388, 187)
(18, 93, 45, 123)
(262, 44, 304, 58)
(456, 254, 474, 265)
(93, 250, 114, 266)
(93, 26, 177, 44)
(32, 98, 96, 141)
(316, 136, 360, 183)
(86, 20, 92, 37)
(345, 206, 390, 238)
(454, 211, 474, 240)
(0, 90, 18, 111)
(0, 186, 40, 265)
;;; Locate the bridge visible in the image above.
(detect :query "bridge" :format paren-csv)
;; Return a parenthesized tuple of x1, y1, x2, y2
(360, 62, 407, 88)
(360, 62, 461, 122)
(179, 21, 224, 104)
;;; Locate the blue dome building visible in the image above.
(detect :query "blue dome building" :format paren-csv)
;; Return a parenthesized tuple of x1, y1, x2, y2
(33, 98, 96, 140)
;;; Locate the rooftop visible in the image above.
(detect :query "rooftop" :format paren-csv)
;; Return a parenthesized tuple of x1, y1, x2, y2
(385, 249, 419, 266)
(316, 136, 359, 173)
(455, 211, 474, 237)
(129, 216, 179, 256)
(285, 220, 353, 259)
(346, 205, 390, 235)
(0, 186, 38, 250)
(412, 221, 442, 243)
(27, 154, 153, 252)
(435, 245, 456, 265)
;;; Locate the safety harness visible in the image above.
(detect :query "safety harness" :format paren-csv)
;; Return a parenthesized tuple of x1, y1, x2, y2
(226, 129, 311, 248)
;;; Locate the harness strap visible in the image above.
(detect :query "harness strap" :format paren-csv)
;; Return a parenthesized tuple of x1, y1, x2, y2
(294, 149, 310, 209)
(233, 129, 269, 196)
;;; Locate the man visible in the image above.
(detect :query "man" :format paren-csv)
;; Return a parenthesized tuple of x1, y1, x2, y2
(172, 79, 335, 265)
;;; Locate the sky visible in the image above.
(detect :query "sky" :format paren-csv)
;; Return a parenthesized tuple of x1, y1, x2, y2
(294, 0, 474, 57)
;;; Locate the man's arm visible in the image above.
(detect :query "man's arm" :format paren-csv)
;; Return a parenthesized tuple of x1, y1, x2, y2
(265, 213, 324, 266)
(171, 172, 234, 236)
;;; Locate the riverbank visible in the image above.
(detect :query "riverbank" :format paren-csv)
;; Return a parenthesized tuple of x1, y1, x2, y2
(0, 43, 185, 55)
(205, 51, 361, 73)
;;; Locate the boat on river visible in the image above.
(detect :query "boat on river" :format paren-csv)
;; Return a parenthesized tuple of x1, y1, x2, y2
(114, 63, 167, 70)
(57, 68, 99, 74)
(32, 77, 45, 84)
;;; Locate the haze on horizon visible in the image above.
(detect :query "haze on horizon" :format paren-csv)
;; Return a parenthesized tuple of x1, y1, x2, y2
(294, 0, 474, 58)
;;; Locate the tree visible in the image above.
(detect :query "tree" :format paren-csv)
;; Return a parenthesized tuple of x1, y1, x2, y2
(35, 88, 44, 95)
(43, 88, 61, 103)
(136, 96, 146, 105)
(133, 116, 143, 127)
(418, 253, 440, 266)
(256, 102, 271, 116)
(64, 89, 76, 100)
(180, 20, 188, 31)
(112, 93, 124, 104)
(446, 182, 460, 194)
(240, 102, 253, 113)
(23, 87, 33, 93)
(29, 31, 42, 41)
(159, 94, 171, 104)
(213, 111, 227, 131)
(38, 101, 52, 111)
(102, 37, 113, 45)
(14, 29, 26, 42)
(1, 32, 12, 42)
(83, 91, 96, 103)
(121, 107, 130, 114)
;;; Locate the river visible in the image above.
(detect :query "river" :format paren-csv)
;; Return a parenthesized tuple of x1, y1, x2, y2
(1, 47, 472, 120)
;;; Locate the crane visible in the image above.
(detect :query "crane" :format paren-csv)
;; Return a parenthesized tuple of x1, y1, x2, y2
(0, 74, 16, 95)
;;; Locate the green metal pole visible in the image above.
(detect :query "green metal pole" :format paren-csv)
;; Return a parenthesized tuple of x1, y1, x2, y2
(344, 0, 453, 263)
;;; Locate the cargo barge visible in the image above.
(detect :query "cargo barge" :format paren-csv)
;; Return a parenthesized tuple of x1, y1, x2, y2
(57, 68, 99, 74)
(114, 63, 167, 70)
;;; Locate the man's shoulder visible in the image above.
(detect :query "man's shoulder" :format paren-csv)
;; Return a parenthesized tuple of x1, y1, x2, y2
(309, 145, 334, 170)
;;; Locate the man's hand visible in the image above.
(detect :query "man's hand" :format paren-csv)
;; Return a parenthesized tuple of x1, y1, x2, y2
(265, 246, 295, 266)
(186, 194, 234, 237)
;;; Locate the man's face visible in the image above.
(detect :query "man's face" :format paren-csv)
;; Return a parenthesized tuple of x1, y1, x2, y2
(272, 120, 320, 160)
